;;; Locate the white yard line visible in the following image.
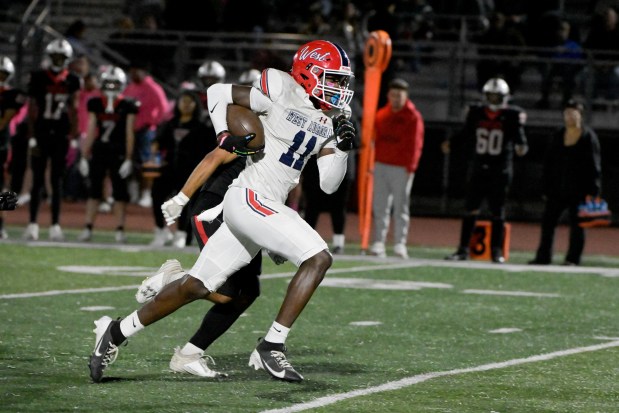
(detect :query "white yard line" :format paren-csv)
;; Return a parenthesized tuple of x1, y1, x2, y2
(409, 258, 619, 278)
(260, 340, 619, 413)
(2, 257, 598, 299)
(0, 263, 412, 299)
(462, 289, 560, 298)
(0, 285, 139, 299)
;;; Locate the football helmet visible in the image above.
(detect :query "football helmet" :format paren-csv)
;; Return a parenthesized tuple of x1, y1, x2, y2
(0, 56, 15, 86)
(482, 77, 509, 110)
(291, 40, 354, 110)
(99, 66, 127, 93)
(99, 66, 127, 113)
(238, 68, 261, 86)
(45, 39, 73, 72)
(198, 60, 226, 89)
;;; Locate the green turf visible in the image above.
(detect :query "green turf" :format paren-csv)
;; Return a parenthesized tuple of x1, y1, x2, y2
(1, 238, 618, 412)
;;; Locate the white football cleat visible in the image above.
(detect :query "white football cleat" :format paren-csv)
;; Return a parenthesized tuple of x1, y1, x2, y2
(149, 227, 173, 247)
(23, 223, 39, 241)
(135, 259, 185, 303)
(173, 231, 187, 249)
(49, 224, 64, 241)
(169, 347, 228, 378)
(78, 228, 92, 242)
(115, 230, 126, 244)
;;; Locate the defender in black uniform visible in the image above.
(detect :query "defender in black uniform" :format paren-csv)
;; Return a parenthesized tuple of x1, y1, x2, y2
(170, 151, 262, 376)
(135, 90, 261, 377)
(78, 66, 138, 243)
(25, 39, 81, 241)
(445, 78, 528, 263)
(0, 56, 27, 237)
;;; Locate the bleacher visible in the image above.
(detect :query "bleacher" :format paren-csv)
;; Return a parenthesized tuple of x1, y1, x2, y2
(3, 0, 617, 223)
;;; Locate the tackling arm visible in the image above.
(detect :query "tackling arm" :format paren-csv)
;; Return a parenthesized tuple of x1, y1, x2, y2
(179, 148, 237, 199)
(161, 147, 237, 225)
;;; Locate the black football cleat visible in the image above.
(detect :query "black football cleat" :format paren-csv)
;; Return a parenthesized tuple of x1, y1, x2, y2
(491, 249, 505, 264)
(248, 338, 304, 382)
(89, 316, 122, 383)
(444, 248, 468, 261)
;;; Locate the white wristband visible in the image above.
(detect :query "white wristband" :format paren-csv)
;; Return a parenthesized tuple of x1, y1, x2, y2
(176, 192, 190, 205)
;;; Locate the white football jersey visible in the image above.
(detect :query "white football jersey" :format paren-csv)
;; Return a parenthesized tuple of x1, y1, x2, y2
(230, 69, 336, 203)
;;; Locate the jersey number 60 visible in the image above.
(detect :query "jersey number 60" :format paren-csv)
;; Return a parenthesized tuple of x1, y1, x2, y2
(475, 128, 504, 155)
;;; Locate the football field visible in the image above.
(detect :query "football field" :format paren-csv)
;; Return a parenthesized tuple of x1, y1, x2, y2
(1, 235, 618, 413)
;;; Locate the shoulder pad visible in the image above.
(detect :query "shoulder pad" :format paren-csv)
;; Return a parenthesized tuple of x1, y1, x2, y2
(258, 68, 286, 101)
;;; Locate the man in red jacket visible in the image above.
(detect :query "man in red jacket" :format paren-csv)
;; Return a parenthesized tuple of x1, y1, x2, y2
(370, 78, 424, 258)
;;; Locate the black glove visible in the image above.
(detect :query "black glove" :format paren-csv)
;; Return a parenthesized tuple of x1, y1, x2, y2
(0, 191, 18, 211)
(333, 114, 356, 152)
(217, 130, 265, 156)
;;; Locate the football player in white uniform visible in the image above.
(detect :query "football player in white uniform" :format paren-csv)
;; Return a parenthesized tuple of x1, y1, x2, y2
(89, 40, 356, 383)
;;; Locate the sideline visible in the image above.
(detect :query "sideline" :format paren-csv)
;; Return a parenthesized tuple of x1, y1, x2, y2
(260, 340, 619, 413)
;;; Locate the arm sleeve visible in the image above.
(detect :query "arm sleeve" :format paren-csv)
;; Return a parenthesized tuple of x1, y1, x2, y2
(206, 83, 234, 134)
(317, 149, 348, 194)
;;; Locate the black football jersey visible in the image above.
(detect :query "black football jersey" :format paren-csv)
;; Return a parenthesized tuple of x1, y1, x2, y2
(87, 96, 139, 149)
(463, 104, 527, 171)
(28, 69, 81, 133)
(202, 157, 247, 198)
(0, 87, 27, 148)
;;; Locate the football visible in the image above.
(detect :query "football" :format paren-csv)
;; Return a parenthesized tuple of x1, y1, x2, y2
(225, 104, 264, 149)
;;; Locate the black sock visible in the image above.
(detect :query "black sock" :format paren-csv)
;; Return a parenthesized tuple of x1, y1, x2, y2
(189, 302, 249, 350)
(116, 225, 124, 232)
(0, 217, 4, 232)
(110, 321, 127, 345)
(86, 223, 93, 231)
(491, 218, 505, 252)
(459, 215, 477, 250)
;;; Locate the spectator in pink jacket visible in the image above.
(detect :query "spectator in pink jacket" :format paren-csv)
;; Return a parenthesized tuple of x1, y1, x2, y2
(123, 61, 169, 207)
